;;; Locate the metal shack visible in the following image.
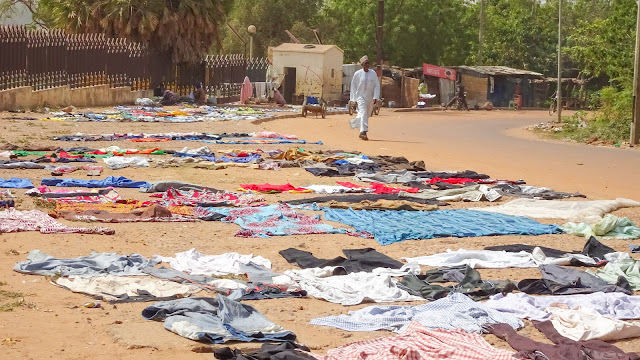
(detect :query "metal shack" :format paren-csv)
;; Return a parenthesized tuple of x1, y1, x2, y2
(451, 66, 544, 108)
(272, 43, 344, 104)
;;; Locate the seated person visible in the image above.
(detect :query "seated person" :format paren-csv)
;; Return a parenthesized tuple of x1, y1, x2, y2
(193, 82, 207, 106)
(160, 89, 179, 106)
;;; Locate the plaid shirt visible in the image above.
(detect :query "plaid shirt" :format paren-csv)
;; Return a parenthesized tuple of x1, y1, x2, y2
(318, 321, 515, 360)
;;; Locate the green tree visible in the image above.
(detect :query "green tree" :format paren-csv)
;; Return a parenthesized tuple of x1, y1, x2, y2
(221, 0, 321, 56)
(37, 0, 227, 63)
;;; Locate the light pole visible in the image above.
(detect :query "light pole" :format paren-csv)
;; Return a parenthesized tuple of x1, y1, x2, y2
(631, 0, 640, 145)
(248, 25, 256, 59)
(556, 0, 562, 123)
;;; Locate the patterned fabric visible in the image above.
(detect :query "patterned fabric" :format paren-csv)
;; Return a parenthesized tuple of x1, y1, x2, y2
(239, 183, 311, 193)
(323, 208, 562, 245)
(0, 209, 114, 235)
(150, 188, 264, 207)
(310, 292, 523, 333)
(200, 204, 361, 238)
(316, 321, 515, 360)
(54, 202, 149, 215)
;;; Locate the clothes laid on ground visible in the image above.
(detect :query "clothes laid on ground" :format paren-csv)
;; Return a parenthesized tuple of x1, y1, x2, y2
(399, 265, 516, 301)
(323, 208, 561, 245)
(315, 321, 515, 360)
(231, 283, 307, 301)
(142, 295, 295, 344)
(41, 176, 150, 189)
(403, 249, 538, 268)
(517, 264, 631, 295)
(316, 199, 438, 211)
(54, 275, 203, 303)
(26, 187, 119, 201)
(284, 266, 421, 305)
(631, 245, 640, 253)
(57, 204, 196, 223)
(592, 259, 640, 290)
(142, 180, 221, 193)
(563, 214, 640, 240)
(279, 248, 404, 273)
(399, 184, 502, 202)
(492, 183, 585, 200)
(310, 292, 522, 333)
(0, 177, 34, 188)
(487, 321, 640, 360)
(485, 236, 616, 266)
(151, 188, 264, 207)
(202, 205, 357, 238)
(353, 169, 490, 184)
(103, 156, 149, 169)
(484, 292, 640, 321)
(214, 342, 315, 360)
(470, 198, 640, 223)
(0, 209, 114, 235)
(301, 184, 366, 194)
(305, 164, 381, 177)
(0, 161, 47, 169)
(153, 249, 271, 276)
(14, 249, 154, 277)
(239, 183, 310, 193)
(546, 304, 640, 341)
(283, 193, 442, 206)
(335, 181, 420, 194)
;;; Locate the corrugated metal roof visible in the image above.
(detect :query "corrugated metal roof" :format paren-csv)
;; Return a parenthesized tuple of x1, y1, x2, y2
(273, 43, 343, 54)
(452, 66, 543, 77)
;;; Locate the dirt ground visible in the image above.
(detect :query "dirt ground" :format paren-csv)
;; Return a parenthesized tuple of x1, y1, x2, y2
(0, 108, 639, 359)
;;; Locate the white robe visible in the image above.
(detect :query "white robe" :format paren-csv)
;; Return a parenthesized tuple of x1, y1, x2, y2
(349, 69, 380, 132)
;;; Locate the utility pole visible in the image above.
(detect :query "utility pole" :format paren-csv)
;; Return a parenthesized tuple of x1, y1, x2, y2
(377, 0, 384, 67)
(478, 0, 485, 65)
(631, 0, 640, 145)
(556, 0, 562, 123)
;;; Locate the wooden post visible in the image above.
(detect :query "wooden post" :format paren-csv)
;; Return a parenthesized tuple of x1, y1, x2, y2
(631, 0, 640, 145)
(478, 0, 485, 65)
(557, 0, 562, 123)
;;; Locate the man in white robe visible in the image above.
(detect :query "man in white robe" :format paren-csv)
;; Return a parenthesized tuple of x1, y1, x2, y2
(349, 55, 380, 141)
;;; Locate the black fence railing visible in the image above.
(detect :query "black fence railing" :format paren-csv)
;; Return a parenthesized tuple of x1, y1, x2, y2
(0, 26, 269, 104)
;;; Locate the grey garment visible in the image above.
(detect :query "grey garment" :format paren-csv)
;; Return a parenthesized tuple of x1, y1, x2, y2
(141, 180, 222, 193)
(493, 184, 585, 200)
(354, 170, 427, 184)
(143, 266, 219, 288)
(518, 264, 631, 295)
(630, 245, 640, 253)
(0, 161, 46, 169)
(399, 184, 501, 202)
(239, 262, 281, 284)
(142, 295, 295, 344)
(14, 249, 156, 277)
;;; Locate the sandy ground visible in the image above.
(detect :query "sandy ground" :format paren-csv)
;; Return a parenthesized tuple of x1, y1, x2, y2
(0, 108, 639, 359)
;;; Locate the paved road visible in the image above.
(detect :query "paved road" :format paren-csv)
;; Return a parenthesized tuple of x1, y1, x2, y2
(264, 109, 640, 199)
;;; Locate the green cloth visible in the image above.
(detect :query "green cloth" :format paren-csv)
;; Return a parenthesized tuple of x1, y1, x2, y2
(150, 150, 166, 155)
(562, 214, 640, 240)
(12, 150, 47, 156)
(591, 258, 640, 290)
(419, 83, 428, 95)
(75, 153, 113, 158)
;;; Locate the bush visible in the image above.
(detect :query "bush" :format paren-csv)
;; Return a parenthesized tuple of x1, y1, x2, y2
(557, 86, 632, 143)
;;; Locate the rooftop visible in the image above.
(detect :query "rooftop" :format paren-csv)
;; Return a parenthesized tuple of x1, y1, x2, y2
(452, 65, 543, 77)
(273, 43, 343, 54)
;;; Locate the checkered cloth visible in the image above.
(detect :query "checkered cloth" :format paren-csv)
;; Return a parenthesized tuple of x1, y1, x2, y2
(311, 292, 523, 333)
(315, 321, 515, 360)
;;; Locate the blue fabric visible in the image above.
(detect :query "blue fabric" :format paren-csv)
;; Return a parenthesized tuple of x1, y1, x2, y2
(323, 208, 562, 245)
(306, 96, 319, 105)
(201, 205, 348, 238)
(0, 177, 34, 189)
(41, 176, 150, 189)
(173, 152, 261, 163)
(198, 139, 322, 145)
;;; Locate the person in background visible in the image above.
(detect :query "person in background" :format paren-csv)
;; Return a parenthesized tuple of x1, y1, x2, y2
(160, 89, 179, 106)
(193, 82, 207, 106)
(349, 55, 380, 141)
(418, 80, 428, 97)
(445, 80, 469, 111)
(154, 82, 166, 97)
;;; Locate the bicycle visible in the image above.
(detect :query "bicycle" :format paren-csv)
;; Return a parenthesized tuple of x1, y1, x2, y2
(549, 92, 558, 116)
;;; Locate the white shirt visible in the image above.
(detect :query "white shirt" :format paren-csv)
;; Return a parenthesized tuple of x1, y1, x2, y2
(350, 69, 380, 103)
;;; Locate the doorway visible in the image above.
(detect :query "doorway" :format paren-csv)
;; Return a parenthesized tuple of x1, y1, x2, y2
(283, 67, 296, 104)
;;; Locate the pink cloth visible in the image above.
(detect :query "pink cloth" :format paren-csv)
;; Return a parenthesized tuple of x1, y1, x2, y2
(253, 131, 298, 140)
(0, 209, 114, 235)
(241, 76, 252, 104)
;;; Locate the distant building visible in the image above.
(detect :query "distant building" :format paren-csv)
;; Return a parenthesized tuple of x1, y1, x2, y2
(450, 66, 544, 108)
(272, 43, 344, 104)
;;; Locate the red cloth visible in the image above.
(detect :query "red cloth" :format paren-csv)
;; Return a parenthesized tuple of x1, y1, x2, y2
(320, 321, 515, 360)
(429, 177, 482, 184)
(240, 183, 307, 193)
(370, 183, 420, 194)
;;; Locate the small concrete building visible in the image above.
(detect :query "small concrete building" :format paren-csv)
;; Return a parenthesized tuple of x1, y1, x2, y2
(272, 43, 344, 104)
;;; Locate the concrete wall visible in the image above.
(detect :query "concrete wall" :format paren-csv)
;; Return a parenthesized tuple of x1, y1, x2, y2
(0, 85, 153, 111)
(273, 49, 343, 103)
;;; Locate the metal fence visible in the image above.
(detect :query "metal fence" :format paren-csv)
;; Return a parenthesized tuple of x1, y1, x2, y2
(0, 26, 268, 104)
